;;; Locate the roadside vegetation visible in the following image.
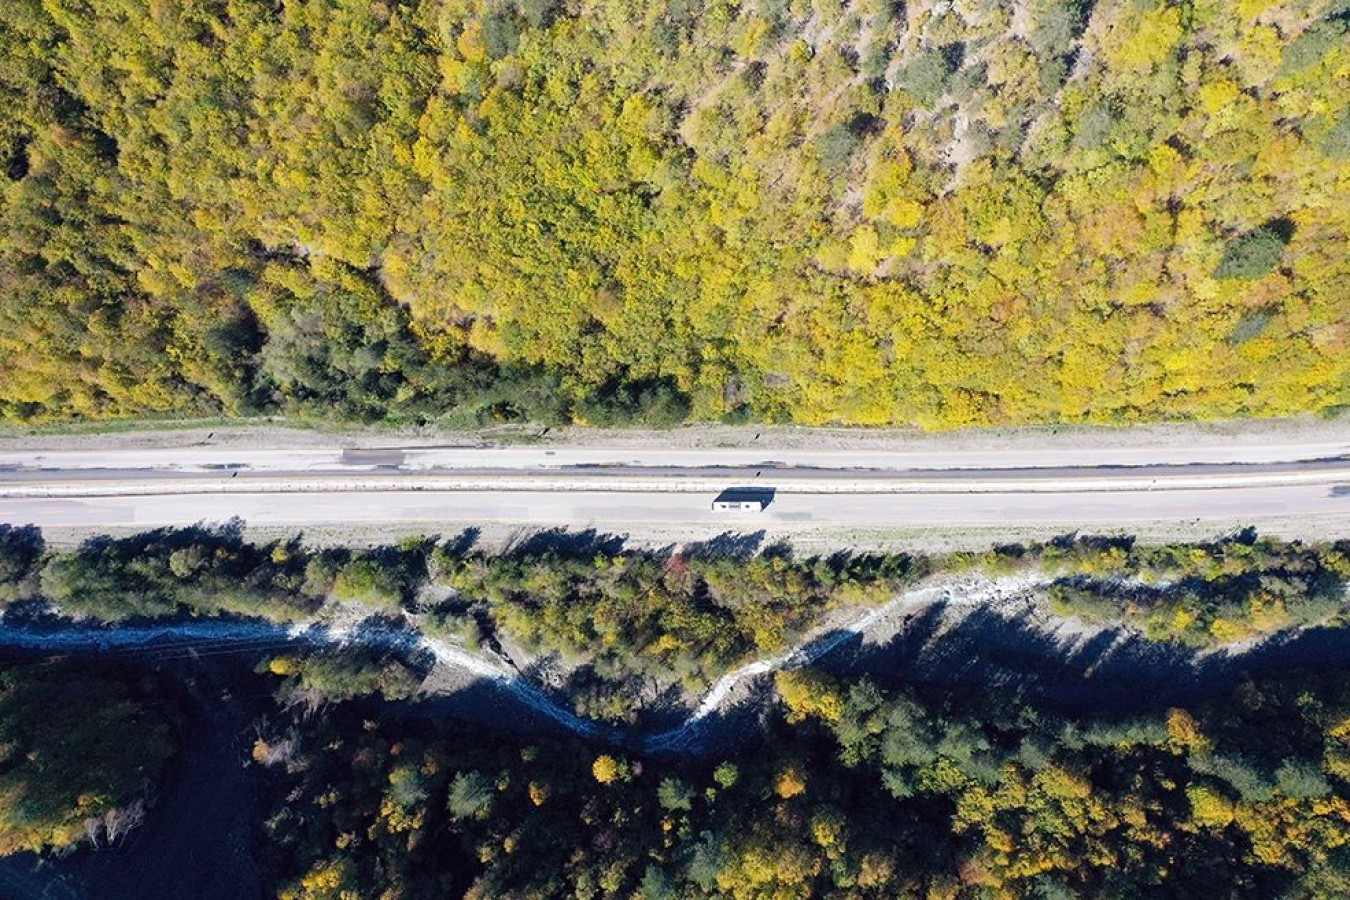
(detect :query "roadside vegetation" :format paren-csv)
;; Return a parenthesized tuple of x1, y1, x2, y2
(975, 530, 1350, 647)
(1, 524, 1347, 723)
(431, 539, 919, 720)
(2, 0, 1346, 428)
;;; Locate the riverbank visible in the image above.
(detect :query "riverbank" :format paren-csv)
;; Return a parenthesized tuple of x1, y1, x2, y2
(1, 570, 1345, 754)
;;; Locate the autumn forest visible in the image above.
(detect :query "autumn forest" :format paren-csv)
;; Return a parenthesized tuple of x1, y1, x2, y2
(2, 0, 1346, 427)
(3, 0, 1350, 896)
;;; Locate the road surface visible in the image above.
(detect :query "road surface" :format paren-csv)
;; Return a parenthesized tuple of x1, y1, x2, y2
(0, 430, 1347, 536)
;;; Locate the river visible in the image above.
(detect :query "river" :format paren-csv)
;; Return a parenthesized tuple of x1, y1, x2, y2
(0, 576, 1347, 898)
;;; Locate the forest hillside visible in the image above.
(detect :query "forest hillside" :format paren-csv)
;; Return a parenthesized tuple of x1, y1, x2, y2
(2, 0, 1346, 426)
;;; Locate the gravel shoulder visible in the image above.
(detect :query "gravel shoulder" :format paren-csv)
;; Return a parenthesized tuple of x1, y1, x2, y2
(24, 512, 1350, 554)
(2, 413, 1346, 455)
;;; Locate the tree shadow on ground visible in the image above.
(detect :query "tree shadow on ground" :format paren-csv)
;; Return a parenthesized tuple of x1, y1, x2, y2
(505, 527, 631, 559)
(75, 519, 248, 559)
(682, 531, 766, 561)
(440, 527, 481, 558)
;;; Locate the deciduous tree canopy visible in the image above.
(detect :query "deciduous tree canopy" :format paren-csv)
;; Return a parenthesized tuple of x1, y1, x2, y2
(1, 0, 1345, 426)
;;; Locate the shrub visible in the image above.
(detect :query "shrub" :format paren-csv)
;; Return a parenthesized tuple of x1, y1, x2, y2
(332, 558, 403, 609)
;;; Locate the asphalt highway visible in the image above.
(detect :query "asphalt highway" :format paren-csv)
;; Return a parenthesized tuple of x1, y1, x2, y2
(0, 434, 1347, 533)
